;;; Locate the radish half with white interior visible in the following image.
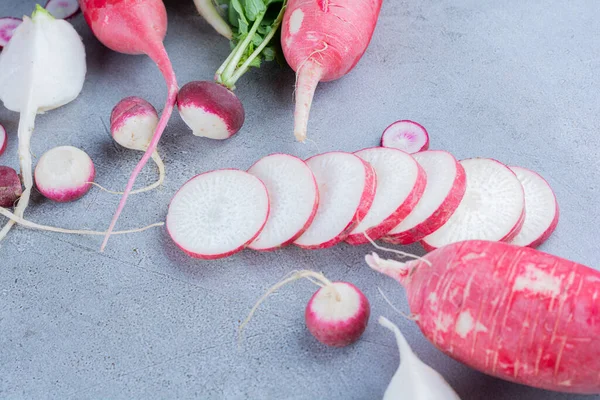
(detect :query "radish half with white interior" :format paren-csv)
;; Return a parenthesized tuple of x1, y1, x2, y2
(508, 166, 559, 248)
(166, 169, 269, 259)
(45, 0, 81, 20)
(0, 17, 22, 48)
(384, 151, 466, 245)
(247, 153, 319, 251)
(421, 158, 525, 251)
(34, 146, 95, 202)
(346, 147, 426, 245)
(293, 152, 376, 249)
(0, 123, 6, 156)
(381, 120, 429, 154)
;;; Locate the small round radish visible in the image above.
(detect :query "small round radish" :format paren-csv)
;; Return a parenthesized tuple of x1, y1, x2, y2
(177, 81, 245, 140)
(166, 169, 269, 259)
(381, 120, 429, 154)
(508, 166, 559, 248)
(0, 123, 6, 156)
(0, 17, 22, 48)
(44, 0, 81, 20)
(0, 166, 22, 208)
(247, 153, 319, 251)
(34, 146, 95, 203)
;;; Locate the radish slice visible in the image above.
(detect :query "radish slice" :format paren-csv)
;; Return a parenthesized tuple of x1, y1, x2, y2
(247, 154, 319, 251)
(166, 169, 269, 259)
(0, 17, 22, 48)
(294, 152, 376, 249)
(380, 120, 429, 154)
(44, 0, 81, 20)
(421, 158, 525, 251)
(384, 151, 467, 245)
(508, 166, 559, 248)
(346, 147, 426, 245)
(0, 123, 6, 156)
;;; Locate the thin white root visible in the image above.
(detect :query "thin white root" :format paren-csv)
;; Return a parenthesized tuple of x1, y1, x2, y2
(377, 287, 418, 322)
(363, 231, 432, 267)
(193, 0, 233, 39)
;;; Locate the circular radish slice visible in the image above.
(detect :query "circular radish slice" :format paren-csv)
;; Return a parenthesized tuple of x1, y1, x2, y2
(384, 151, 467, 245)
(346, 147, 426, 245)
(294, 152, 376, 249)
(166, 169, 269, 259)
(508, 166, 559, 248)
(0, 123, 6, 156)
(0, 17, 22, 48)
(381, 120, 429, 154)
(421, 158, 525, 251)
(44, 0, 81, 20)
(247, 154, 319, 251)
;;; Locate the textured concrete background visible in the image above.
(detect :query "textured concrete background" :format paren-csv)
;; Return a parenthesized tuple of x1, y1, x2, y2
(0, 0, 599, 399)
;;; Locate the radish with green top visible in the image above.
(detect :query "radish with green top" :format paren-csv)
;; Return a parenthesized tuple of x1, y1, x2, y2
(380, 120, 430, 154)
(0, 123, 6, 156)
(0, 17, 21, 48)
(45, 0, 81, 20)
(0, 166, 22, 208)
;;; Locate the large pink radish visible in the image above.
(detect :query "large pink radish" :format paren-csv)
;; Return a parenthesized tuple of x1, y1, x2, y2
(366, 241, 600, 394)
(281, 0, 383, 142)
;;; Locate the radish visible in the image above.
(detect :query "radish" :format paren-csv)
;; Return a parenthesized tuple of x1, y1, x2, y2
(293, 152, 376, 249)
(509, 166, 559, 248)
(366, 241, 600, 394)
(192, 0, 232, 39)
(346, 147, 426, 245)
(281, 0, 383, 142)
(385, 151, 467, 245)
(166, 169, 269, 259)
(79, 0, 179, 251)
(0, 17, 21, 48)
(380, 120, 430, 154)
(34, 146, 94, 203)
(0, 6, 86, 242)
(240, 270, 370, 347)
(0, 166, 22, 208)
(247, 153, 319, 251)
(45, 0, 81, 20)
(421, 158, 525, 251)
(378, 316, 461, 400)
(0, 123, 6, 156)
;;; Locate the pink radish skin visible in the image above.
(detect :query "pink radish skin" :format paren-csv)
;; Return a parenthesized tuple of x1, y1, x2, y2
(0, 124, 6, 156)
(0, 17, 22, 48)
(366, 241, 600, 394)
(110, 96, 159, 151)
(45, 0, 81, 20)
(177, 81, 244, 140)
(384, 151, 467, 245)
(380, 120, 430, 154)
(281, 0, 383, 142)
(0, 166, 22, 208)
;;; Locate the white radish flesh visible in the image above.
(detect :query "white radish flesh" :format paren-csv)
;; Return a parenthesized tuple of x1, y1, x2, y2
(0, 123, 6, 156)
(0, 17, 21, 48)
(247, 153, 319, 251)
(44, 0, 80, 20)
(385, 151, 466, 245)
(166, 169, 269, 259)
(346, 147, 426, 245)
(509, 166, 559, 248)
(421, 158, 525, 251)
(380, 120, 429, 154)
(293, 152, 376, 249)
(0, 166, 22, 207)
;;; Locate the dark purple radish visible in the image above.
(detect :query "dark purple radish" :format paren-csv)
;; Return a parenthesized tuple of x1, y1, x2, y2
(0, 123, 6, 156)
(0, 17, 22, 48)
(45, 0, 80, 20)
(0, 166, 22, 208)
(381, 120, 429, 154)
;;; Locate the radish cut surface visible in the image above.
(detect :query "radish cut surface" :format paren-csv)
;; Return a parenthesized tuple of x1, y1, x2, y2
(509, 166, 559, 248)
(422, 158, 525, 250)
(294, 152, 376, 249)
(44, 0, 80, 20)
(346, 147, 425, 245)
(385, 151, 466, 245)
(0, 17, 22, 48)
(247, 154, 318, 251)
(0, 123, 6, 156)
(166, 169, 269, 259)
(380, 120, 429, 154)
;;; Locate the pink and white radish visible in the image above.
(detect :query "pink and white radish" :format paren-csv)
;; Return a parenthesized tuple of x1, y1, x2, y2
(509, 166, 559, 248)
(0, 166, 22, 208)
(247, 153, 318, 251)
(281, 0, 383, 142)
(0, 17, 22, 48)
(380, 120, 430, 154)
(384, 151, 466, 245)
(192, 0, 232, 39)
(0, 123, 6, 156)
(346, 147, 426, 245)
(378, 316, 461, 400)
(366, 241, 600, 394)
(166, 169, 269, 259)
(34, 146, 94, 203)
(421, 158, 525, 251)
(45, 0, 81, 20)
(293, 152, 376, 249)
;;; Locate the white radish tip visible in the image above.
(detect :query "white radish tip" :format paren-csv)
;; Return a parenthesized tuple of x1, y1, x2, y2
(0, 17, 23, 48)
(44, 0, 81, 20)
(381, 120, 430, 154)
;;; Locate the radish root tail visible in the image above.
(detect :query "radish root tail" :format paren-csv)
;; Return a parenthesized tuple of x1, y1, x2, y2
(363, 231, 432, 267)
(377, 287, 418, 322)
(293, 60, 324, 143)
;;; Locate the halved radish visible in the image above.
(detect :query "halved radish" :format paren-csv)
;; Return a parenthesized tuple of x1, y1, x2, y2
(44, 0, 80, 20)
(384, 151, 466, 245)
(247, 153, 319, 251)
(0, 123, 6, 156)
(380, 120, 429, 154)
(346, 147, 426, 245)
(294, 152, 376, 249)
(421, 158, 525, 251)
(0, 17, 22, 48)
(166, 169, 269, 259)
(508, 166, 559, 248)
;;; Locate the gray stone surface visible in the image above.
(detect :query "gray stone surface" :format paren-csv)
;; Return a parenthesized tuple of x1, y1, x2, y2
(0, 0, 598, 399)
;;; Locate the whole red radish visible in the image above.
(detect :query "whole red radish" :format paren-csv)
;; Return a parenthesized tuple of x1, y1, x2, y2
(0, 166, 22, 208)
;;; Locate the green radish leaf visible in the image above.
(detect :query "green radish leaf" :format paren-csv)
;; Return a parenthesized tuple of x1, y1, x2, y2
(242, 0, 267, 21)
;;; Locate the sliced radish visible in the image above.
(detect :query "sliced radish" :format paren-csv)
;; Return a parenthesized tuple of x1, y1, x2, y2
(380, 120, 429, 154)
(0, 17, 22, 48)
(44, 0, 81, 20)
(508, 166, 559, 248)
(294, 152, 376, 249)
(346, 147, 426, 245)
(384, 151, 467, 245)
(421, 158, 525, 251)
(0, 123, 6, 156)
(166, 169, 269, 259)
(247, 153, 319, 251)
